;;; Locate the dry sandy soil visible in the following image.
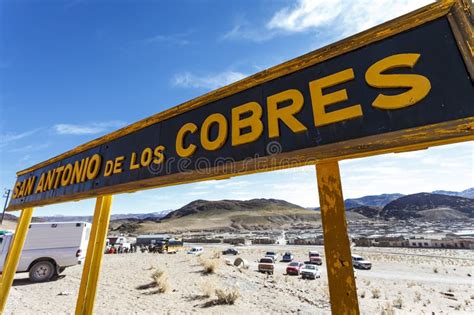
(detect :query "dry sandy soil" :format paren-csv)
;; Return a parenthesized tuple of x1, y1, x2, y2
(5, 245, 474, 314)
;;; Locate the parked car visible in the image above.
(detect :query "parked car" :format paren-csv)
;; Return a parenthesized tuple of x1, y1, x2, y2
(265, 251, 278, 261)
(187, 247, 203, 255)
(352, 255, 372, 270)
(286, 261, 304, 275)
(0, 222, 91, 282)
(258, 257, 275, 274)
(300, 264, 321, 280)
(309, 251, 323, 265)
(282, 252, 294, 262)
(222, 248, 239, 255)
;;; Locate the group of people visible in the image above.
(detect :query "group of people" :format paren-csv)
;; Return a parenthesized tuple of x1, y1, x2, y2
(105, 243, 138, 254)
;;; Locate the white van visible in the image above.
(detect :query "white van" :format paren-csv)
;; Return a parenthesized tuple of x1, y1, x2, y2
(0, 222, 91, 282)
(187, 246, 203, 255)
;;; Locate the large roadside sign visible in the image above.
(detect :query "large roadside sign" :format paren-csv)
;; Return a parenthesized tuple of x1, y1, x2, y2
(7, 1, 473, 211)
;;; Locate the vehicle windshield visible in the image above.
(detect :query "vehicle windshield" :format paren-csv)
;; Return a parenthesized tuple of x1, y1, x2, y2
(289, 262, 299, 266)
(309, 252, 319, 257)
(353, 257, 363, 261)
(304, 265, 316, 270)
(266, 252, 275, 255)
(260, 258, 273, 263)
(284, 252, 291, 256)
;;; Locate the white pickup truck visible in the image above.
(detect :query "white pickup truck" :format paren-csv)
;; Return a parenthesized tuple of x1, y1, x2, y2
(0, 222, 91, 282)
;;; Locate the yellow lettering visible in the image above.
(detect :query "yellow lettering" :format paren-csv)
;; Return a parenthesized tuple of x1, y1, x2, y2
(176, 123, 198, 158)
(267, 89, 307, 138)
(86, 154, 101, 180)
(232, 101, 263, 146)
(153, 145, 165, 164)
(12, 182, 21, 199)
(71, 159, 86, 184)
(113, 156, 125, 174)
(81, 157, 90, 182)
(24, 176, 36, 196)
(140, 148, 153, 167)
(130, 152, 140, 170)
(45, 169, 56, 191)
(35, 173, 45, 194)
(53, 166, 65, 189)
(201, 113, 228, 151)
(61, 164, 73, 187)
(17, 181, 26, 198)
(365, 53, 431, 109)
(309, 68, 362, 127)
(104, 160, 114, 177)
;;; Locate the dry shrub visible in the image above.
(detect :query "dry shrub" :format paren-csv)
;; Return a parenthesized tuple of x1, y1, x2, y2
(393, 296, 403, 309)
(200, 280, 216, 298)
(371, 288, 381, 299)
(212, 250, 221, 259)
(433, 267, 438, 273)
(151, 269, 170, 293)
(381, 302, 396, 315)
(202, 259, 219, 274)
(414, 291, 421, 302)
(360, 291, 366, 299)
(215, 287, 240, 305)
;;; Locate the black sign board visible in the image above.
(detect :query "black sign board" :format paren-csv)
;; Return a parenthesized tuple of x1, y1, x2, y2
(8, 2, 474, 210)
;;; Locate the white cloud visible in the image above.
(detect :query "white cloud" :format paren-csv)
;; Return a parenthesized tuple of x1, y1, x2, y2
(224, 0, 433, 42)
(54, 121, 125, 135)
(172, 71, 246, 90)
(0, 129, 39, 148)
(267, 0, 343, 32)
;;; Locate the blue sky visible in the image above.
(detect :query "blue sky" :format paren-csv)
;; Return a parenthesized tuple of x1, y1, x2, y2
(0, 0, 472, 216)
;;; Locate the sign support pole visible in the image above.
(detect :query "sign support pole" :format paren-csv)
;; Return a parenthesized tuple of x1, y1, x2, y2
(0, 207, 34, 313)
(75, 195, 113, 315)
(316, 161, 359, 315)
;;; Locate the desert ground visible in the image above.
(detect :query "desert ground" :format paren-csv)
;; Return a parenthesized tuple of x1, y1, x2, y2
(5, 244, 474, 314)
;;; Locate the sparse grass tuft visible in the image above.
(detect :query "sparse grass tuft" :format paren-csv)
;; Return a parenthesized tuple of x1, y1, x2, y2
(381, 302, 395, 315)
(371, 288, 381, 299)
(215, 287, 240, 305)
(136, 268, 170, 294)
(414, 291, 421, 302)
(393, 296, 403, 309)
(151, 269, 170, 293)
(200, 280, 216, 298)
(201, 259, 219, 274)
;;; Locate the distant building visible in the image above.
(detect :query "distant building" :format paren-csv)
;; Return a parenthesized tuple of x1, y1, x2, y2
(223, 237, 251, 246)
(251, 237, 276, 245)
(136, 234, 170, 245)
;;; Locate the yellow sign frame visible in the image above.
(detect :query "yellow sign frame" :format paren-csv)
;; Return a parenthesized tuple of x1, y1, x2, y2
(1, 1, 472, 314)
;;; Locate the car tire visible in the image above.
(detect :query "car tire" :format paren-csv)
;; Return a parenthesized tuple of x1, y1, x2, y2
(29, 261, 56, 283)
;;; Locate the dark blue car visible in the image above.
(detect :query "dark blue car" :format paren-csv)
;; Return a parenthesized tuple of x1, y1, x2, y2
(282, 252, 294, 262)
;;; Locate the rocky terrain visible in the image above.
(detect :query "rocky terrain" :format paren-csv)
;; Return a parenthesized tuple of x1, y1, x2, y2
(2, 188, 473, 235)
(5, 244, 474, 314)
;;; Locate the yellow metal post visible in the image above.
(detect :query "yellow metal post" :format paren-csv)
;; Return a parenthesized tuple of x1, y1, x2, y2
(0, 207, 34, 313)
(316, 162, 359, 315)
(75, 195, 113, 315)
(75, 197, 104, 314)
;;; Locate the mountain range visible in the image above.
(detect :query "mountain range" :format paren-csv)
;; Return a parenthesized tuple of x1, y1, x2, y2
(1, 188, 472, 234)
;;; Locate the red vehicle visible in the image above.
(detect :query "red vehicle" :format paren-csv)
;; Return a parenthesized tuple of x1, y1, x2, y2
(286, 261, 304, 275)
(309, 251, 323, 265)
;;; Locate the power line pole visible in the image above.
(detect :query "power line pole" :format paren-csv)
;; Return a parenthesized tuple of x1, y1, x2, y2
(1, 188, 11, 225)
